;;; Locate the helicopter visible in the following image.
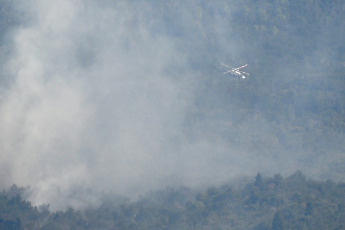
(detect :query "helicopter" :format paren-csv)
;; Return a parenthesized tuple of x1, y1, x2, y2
(221, 63, 249, 79)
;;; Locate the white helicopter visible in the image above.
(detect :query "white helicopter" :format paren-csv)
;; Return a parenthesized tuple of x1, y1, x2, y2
(221, 63, 250, 79)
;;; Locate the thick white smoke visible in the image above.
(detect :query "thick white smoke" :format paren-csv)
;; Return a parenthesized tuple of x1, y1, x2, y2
(0, 0, 200, 210)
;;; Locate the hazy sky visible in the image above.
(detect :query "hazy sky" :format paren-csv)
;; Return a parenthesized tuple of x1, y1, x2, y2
(0, 0, 343, 210)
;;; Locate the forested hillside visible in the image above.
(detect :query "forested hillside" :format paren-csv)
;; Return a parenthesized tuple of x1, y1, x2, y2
(0, 0, 345, 227)
(154, 0, 345, 179)
(1, 172, 345, 229)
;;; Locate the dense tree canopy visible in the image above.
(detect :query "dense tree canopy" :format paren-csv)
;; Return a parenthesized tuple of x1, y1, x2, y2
(1, 172, 345, 229)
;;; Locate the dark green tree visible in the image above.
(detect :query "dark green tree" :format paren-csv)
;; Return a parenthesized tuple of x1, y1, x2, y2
(304, 202, 313, 216)
(271, 212, 285, 230)
(254, 172, 264, 188)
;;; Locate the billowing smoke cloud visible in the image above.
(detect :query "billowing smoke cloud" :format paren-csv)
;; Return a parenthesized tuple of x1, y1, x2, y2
(0, 0, 344, 210)
(0, 0, 198, 209)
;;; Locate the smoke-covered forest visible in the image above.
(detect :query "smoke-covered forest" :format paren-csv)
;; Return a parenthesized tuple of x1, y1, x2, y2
(0, 0, 345, 229)
(1, 172, 345, 229)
